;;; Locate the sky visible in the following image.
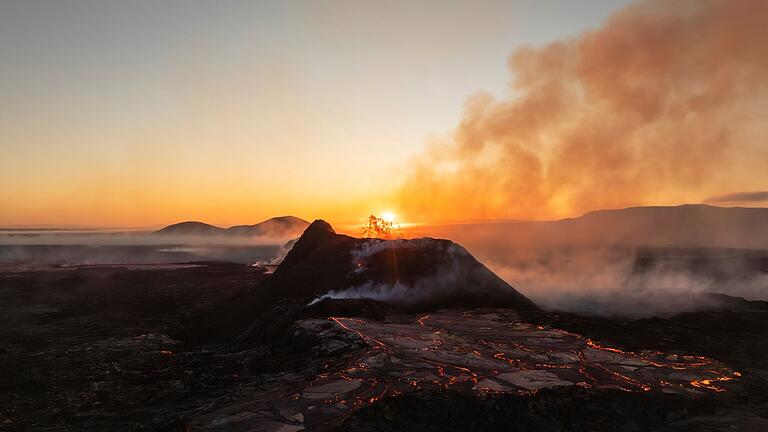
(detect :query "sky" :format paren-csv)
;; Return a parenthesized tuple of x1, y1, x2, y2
(0, 0, 635, 227)
(2, 0, 765, 228)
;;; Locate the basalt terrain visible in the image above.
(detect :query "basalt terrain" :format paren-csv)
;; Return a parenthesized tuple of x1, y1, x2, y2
(1, 221, 767, 431)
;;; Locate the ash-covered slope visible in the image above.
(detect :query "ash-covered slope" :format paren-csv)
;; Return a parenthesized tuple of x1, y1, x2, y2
(271, 220, 538, 311)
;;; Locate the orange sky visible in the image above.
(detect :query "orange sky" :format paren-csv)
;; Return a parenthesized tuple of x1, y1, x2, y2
(2, 0, 766, 228)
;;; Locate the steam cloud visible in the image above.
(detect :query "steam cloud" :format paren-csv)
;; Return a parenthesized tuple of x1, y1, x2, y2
(409, 221, 768, 317)
(486, 247, 768, 318)
(318, 239, 463, 304)
(317, 242, 768, 317)
(315, 238, 523, 308)
(398, 0, 768, 221)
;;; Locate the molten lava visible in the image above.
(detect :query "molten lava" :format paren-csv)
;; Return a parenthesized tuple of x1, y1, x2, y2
(316, 310, 740, 405)
(190, 310, 744, 431)
(361, 214, 400, 239)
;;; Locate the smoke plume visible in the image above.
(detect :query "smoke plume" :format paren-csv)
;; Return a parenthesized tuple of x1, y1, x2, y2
(398, 0, 768, 221)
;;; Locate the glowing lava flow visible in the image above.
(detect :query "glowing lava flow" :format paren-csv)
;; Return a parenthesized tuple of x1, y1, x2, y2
(586, 338, 626, 354)
(585, 338, 738, 392)
(192, 310, 743, 432)
(317, 310, 739, 406)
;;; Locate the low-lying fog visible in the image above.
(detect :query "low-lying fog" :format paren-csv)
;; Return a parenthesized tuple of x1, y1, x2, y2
(0, 230, 291, 246)
(0, 231, 289, 266)
(490, 247, 768, 316)
(4, 217, 768, 318)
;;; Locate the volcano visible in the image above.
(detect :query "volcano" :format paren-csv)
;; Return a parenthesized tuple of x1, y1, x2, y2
(270, 220, 538, 311)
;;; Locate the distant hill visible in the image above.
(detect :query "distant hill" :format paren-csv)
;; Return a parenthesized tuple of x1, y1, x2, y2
(154, 221, 225, 236)
(554, 204, 768, 248)
(154, 216, 309, 238)
(419, 204, 768, 250)
(227, 216, 309, 237)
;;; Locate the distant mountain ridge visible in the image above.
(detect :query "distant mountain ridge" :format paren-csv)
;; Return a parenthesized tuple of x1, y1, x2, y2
(547, 204, 768, 248)
(154, 216, 309, 238)
(420, 204, 768, 250)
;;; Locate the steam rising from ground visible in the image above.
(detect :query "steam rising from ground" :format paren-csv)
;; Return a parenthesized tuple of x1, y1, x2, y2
(316, 238, 522, 307)
(0, 231, 289, 266)
(318, 227, 768, 317)
(0, 232, 293, 246)
(486, 247, 768, 317)
(319, 239, 464, 305)
(398, 0, 768, 222)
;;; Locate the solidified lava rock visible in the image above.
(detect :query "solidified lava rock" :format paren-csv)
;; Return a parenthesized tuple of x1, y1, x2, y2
(270, 220, 539, 311)
(332, 387, 727, 432)
(307, 297, 400, 321)
(233, 297, 397, 350)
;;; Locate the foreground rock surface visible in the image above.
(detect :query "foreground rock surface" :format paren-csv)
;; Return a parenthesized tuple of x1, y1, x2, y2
(189, 309, 749, 431)
(2, 260, 768, 431)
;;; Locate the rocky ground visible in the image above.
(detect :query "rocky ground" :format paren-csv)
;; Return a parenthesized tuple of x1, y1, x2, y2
(1, 263, 767, 431)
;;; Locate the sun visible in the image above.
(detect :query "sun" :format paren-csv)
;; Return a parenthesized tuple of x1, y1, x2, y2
(380, 211, 397, 223)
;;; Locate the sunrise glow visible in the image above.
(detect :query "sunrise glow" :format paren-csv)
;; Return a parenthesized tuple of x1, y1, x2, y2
(1, 0, 765, 229)
(380, 211, 397, 224)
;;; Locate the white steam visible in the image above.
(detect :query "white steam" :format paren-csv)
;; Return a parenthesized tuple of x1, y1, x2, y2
(485, 247, 768, 317)
(315, 239, 480, 305)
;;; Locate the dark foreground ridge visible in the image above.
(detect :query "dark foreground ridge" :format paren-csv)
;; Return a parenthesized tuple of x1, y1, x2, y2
(270, 219, 539, 311)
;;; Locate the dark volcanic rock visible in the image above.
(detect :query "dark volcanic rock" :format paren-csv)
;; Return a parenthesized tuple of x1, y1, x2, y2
(191, 219, 517, 344)
(233, 297, 399, 350)
(307, 297, 400, 321)
(3, 259, 767, 431)
(270, 219, 538, 311)
(333, 387, 735, 432)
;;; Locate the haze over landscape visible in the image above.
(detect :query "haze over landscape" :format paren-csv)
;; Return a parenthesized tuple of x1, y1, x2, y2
(2, 1, 768, 431)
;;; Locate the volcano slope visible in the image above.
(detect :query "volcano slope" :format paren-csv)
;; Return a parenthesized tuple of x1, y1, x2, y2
(269, 219, 538, 311)
(187, 219, 537, 346)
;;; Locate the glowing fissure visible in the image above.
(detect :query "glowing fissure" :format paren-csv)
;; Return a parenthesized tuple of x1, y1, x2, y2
(307, 311, 738, 410)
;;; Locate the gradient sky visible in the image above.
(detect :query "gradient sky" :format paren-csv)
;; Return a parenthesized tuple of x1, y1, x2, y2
(1, 0, 636, 227)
